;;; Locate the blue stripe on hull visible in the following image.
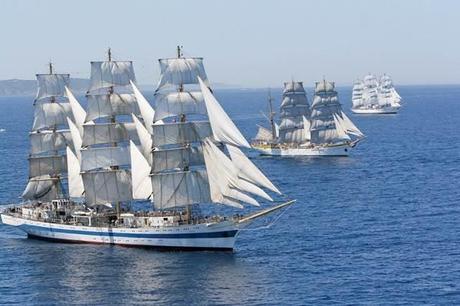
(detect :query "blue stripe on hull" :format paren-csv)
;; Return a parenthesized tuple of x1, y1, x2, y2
(21, 224, 238, 239)
(27, 234, 234, 251)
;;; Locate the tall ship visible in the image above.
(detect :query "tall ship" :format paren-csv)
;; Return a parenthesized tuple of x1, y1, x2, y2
(252, 80, 364, 156)
(351, 73, 401, 114)
(0, 48, 294, 251)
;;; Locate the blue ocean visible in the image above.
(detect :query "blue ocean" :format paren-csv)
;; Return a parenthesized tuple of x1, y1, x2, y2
(0, 85, 459, 305)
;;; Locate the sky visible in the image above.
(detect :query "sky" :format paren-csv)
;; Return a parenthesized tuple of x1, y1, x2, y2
(0, 0, 459, 87)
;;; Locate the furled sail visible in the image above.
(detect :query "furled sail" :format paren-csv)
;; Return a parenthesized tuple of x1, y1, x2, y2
(87, 61, 136, 93)
(278, 81, 310, 144)
(35, 73, 70, 102)
(156, 57, 209, 91)
(198, 77, 250, 148)
(310, 80, 348, 145)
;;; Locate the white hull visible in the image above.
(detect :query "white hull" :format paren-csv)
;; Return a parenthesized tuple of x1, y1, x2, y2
(253, 143, 352, 156)
(0, 214, 238, 250)
(351, 105, 399, 114)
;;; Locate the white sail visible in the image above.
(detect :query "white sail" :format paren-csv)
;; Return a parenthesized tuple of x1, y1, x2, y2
(391, 88, 402, 103)
(32, 102, 73, 131)
(254, 125, 273, 141)
(151, 121, 212, 147)
(67, 118, 82, 160)
(129, 141, 152, 200)
(88, 61, 136, 93)
(198, 77, 250, 148)
(302, 116, 311, 141)
(154, 91, 207, 121)
(333, 114, 351, 141)
(283, 81, 306, 93)
(131, 114, 153, 163)
(151, 170, 210, 209)
(35, 74, 70, 102)
(82, 122, 138, 147)
(66, 147, 84, 198)
(65, 87, 91, 135)
(22, 175, 62, 201)
(278, 81, 310, 144)
(352, 80, 364, 108)
(339, 111, 364, 137)
(82, 170, 132, 205)
(274, 122, 280, 138)
(157, 57, 209, 91)
(131, 81, 155, 133)
(203, 139, 259, 207)
(86, 93, 139, 122)
(310, 80, 346, 145)
(29, 130, 71, 155)
(152, 146, 204, 173)
(80, 146, 130, 171)
(29, 155, 67, 178)
(226, 144, 281, 194)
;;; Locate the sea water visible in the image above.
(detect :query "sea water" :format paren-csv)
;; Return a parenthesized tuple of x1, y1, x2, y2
(0, 85, 459, 305)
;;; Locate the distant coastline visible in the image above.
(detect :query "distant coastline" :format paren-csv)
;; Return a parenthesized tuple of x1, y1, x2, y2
(0, 79, 244, 97)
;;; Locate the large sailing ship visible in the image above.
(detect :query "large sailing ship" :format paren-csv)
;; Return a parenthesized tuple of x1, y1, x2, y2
(351, 73, 401, 114)
(252, 80, 364, 156)
(0, 49, 294, 250)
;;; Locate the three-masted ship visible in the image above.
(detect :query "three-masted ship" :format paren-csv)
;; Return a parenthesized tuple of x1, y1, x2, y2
(0, 49, 294, 250)
(351, 73, 401, 114)
(252, 80, 364, 156)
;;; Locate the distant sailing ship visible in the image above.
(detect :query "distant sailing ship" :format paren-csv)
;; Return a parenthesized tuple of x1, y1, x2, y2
(0, 48, 294, 250)
(351, 74, 402, 114)
(252, 80, 364, 156)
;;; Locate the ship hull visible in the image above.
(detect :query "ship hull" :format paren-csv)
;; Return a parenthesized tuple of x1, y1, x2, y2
(351, 106, 399, 114)
(253, 143, 351, 156)
(0, 213, 238, 250)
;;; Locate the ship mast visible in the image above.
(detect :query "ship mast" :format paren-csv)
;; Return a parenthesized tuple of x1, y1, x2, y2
(267, 89, 276, 140)
(79, 48, 138, 219)
(108, 47, 121, 219)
